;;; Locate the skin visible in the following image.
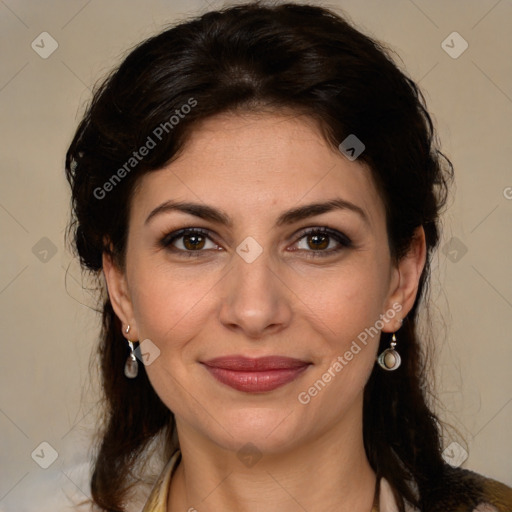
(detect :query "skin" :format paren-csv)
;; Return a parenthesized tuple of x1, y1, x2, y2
(103, 111, 426, 512)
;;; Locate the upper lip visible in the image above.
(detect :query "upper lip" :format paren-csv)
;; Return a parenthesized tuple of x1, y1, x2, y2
(201, 355, 310, 371)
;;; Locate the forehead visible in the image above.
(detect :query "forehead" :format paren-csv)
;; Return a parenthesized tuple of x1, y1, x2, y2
(131, 111, 386, 232)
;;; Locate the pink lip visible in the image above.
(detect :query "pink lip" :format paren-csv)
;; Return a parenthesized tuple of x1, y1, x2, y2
(201, 356, 311, 393)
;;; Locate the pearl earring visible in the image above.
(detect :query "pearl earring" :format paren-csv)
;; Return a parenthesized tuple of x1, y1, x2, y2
(123, 325, 138, 379)
(377, 333, 401, 371)
(377, 318, 403, 371)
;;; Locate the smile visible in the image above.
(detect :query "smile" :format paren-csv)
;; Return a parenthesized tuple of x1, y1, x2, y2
(201, 355, 311, 393)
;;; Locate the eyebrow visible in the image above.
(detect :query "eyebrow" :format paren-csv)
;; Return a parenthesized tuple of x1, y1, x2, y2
(145, 198, 370, 228)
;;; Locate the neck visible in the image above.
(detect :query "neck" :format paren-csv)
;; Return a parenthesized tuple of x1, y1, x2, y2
(168, 400, 376, 512)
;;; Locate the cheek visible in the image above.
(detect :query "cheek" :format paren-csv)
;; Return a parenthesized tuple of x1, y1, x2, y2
(127, 263, 220, 415)
(287, 258, 387, 409)
(294, 272, 383, 423)
(129, 261, 219, 343)
(287, 259, 386, 348)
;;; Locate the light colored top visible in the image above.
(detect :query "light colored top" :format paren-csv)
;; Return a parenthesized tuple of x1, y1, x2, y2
(141, 450, 418, 512)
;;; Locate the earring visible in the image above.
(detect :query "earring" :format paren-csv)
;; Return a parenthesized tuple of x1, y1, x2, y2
(124, 325, 138, 378)
(377, 332, 401, 371)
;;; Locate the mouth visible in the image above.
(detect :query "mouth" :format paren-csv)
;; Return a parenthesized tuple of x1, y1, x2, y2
(200, 355, 311, 393)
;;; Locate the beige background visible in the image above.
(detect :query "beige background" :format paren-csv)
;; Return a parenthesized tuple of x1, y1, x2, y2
(1, 0, 511, 510)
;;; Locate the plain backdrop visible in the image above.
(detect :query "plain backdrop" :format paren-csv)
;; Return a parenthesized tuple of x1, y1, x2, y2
(1, 0, 511, 510)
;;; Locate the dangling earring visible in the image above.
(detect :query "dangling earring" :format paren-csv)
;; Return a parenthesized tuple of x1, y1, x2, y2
(124, 325, 138, 378)
(377, 332, 401, 371)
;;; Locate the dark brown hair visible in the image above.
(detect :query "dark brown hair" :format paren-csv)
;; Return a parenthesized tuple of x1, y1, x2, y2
(65, 2, 454, 510)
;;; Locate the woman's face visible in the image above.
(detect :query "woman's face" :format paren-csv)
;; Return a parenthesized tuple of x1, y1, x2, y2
(105, 111, 424, 455)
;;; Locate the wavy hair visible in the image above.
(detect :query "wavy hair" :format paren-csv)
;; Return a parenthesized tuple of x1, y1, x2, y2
(65, 2, 454, 510)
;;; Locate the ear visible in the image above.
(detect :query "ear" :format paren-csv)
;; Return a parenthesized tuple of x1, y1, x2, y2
(382, 226, 427, 332)
(102, 251, 139, 340)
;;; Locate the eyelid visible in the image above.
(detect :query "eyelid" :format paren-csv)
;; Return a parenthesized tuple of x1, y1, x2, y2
(159, 226, 353, 256)
(159, 227, 221, 251)
(292, 226, 352, 245)
(288, 226, 353, 256)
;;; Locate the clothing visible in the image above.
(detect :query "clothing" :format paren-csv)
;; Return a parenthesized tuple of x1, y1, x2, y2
(142, 450, 512, 512)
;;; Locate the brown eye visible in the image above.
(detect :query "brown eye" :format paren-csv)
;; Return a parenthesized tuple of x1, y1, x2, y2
(161, 228, 219, 254)
(306, 233, 329, 250)
(292, 228, 353, 257)
(182, 233, 206, 250)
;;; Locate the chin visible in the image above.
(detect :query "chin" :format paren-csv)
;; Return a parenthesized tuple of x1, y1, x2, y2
(205, 405, 306, 455)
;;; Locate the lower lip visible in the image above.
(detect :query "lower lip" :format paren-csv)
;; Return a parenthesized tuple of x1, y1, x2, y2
(202, 364, 310, 393)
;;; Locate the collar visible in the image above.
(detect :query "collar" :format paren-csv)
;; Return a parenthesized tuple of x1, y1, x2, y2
(141, 450, 415, 512)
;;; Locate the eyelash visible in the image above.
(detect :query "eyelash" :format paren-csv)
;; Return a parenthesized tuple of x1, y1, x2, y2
(159, 227, 353, 258)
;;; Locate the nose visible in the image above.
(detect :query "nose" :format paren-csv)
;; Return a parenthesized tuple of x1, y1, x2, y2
(218, 250, 293, 339)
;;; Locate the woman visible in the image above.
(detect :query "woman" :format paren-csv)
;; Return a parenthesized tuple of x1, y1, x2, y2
(65, 2, 512, 511)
